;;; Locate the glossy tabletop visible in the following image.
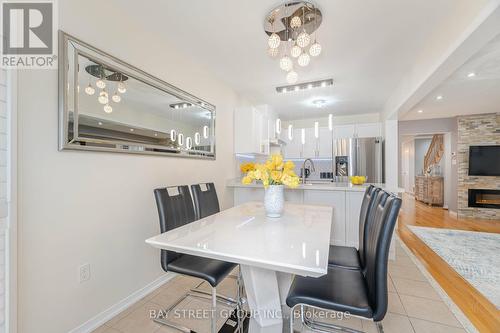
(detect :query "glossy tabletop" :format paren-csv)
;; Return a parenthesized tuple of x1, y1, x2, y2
(146, 201, 333, 277)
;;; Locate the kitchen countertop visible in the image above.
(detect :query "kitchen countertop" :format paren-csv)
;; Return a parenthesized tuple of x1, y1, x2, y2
(227, 178, 403, 194)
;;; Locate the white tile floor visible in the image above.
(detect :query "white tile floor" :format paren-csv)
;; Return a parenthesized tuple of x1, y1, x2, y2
(93, 240, 469, 333)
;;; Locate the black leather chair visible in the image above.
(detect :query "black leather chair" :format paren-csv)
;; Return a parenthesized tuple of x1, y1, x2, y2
(191, 183, 220, 219)
(190, 183, 245, 308)
(286, 191, 402, 333)
(153, 185, 238, 333)
(328, 185, 381, 270)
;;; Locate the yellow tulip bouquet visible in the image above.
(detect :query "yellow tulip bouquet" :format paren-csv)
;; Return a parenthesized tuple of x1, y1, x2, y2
(241, 154, 300, 188)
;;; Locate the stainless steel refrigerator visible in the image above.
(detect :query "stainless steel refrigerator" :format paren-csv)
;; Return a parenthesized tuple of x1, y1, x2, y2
(332, 137, 384, 183)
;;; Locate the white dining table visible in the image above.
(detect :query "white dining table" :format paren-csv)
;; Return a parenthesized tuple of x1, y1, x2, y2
(146, 201, 333, 328)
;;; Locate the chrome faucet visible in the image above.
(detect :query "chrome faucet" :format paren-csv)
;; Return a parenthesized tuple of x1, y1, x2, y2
(301, 158, 316, 184)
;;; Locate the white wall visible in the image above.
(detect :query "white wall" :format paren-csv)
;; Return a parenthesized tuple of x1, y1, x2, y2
(384, 120, 399, 191)
(17, 2, 243, 332)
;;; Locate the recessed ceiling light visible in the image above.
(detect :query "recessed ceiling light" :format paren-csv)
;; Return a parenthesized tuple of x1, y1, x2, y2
(98, 121, 103, 126)
(436, 95, 443, 100)
(130, 128, 134, 132)
(154, 133, 158, 137)
(313, 99, 327, 108)
(417, 109, 423, 113)
(467, 72, 476, 78)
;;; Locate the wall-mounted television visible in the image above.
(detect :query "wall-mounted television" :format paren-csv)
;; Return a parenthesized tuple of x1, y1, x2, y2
(468, 146, 500, 176)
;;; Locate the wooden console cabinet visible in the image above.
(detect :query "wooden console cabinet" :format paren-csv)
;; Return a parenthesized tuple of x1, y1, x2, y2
(415, 176, 444, 206)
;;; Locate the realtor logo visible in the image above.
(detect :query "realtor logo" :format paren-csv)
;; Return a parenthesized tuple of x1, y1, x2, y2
(1, 0, 57, 68)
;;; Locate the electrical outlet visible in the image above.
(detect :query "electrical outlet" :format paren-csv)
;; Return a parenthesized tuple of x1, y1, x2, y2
(79, 263, 91, 283)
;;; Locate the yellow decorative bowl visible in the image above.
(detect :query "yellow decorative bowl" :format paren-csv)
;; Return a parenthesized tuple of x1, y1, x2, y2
(350, 176, 367, 185)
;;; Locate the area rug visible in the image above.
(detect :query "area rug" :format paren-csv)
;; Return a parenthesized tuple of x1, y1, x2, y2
(409, 226, 500, 309)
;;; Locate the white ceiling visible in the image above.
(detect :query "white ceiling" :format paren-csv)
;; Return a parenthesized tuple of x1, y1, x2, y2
(115, 0, 489, 120)
(402, 33, 500, 120)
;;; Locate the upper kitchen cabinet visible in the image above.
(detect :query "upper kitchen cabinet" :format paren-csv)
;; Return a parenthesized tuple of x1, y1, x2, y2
(333, 124, 356, 139)
(355, 123, 382, 138)
(283, 127, 332, 159)
(333, 122, 382, 139)
(283, 128, 302, 158)
(302, 128, 317, 158)
(234, 105, 275, 155)
(318, 127, 333, 157)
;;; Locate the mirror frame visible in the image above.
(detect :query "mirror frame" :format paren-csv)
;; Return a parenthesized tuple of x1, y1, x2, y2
(58, 30, 216, 159)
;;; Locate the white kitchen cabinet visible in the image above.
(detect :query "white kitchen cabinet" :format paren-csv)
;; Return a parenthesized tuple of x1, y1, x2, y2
(345, 191, 364, 248)
(333, 124, 356, 139)
(302, 128, 317, 158)
(283, 128, 302, 158)
(333, 123, 382, 139)
(234, 106, 259, 154)
(234, 106, 272, 155)
(303, 190, 346, 245)
(318, 127, 332, 158)
(284, 127, 331, 159)
(356, 123, 381, 138)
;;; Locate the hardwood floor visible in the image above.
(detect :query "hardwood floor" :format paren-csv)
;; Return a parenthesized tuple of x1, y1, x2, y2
(397, 194, 500, 333)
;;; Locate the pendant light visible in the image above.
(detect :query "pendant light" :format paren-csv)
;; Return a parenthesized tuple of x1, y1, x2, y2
(296, 7, 310, 48)
(298, 52, 310, 67)
(268, 17, 280, 49)
(112, 92, 121, 103)
(96, 78, 106, 89)
(186, 137, 193, 150)
(203, 125, 209, 139)
(194, 132, 201, 145)
(85, 80, 95, 95)
(170, 129, 177, 142)
(309, 9, 322, 57)
(290, 16, 301, 29)
(117, 81, 127, 94)
(275, 118, 282, 135)
(291, 44, 301, 58)
(328, 114, 333, 131)
(314, 121, 319, 138)
(301, 128, 306, 145)
(178, 133, 184, 146)
(280, 56, 293, 71)
(98, 90, 109, 104)
(288, 124, 293, 140)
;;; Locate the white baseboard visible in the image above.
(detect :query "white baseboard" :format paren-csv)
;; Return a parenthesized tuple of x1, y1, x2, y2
(69, 273, 175, 333)
(449, 210, 458, 218)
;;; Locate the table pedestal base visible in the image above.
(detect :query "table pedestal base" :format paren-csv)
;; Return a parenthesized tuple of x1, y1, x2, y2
(240, 265, 292, 327)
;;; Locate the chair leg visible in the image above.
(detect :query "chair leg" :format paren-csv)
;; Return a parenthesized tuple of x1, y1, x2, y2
(236, 269, 243, 332)
(211, 286, 217, 333)
(376, 321, 384, 333)
(153, 292, 196, 333)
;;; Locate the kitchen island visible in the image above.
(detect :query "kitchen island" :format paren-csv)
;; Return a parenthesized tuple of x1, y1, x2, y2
(227, 179, 402, 250)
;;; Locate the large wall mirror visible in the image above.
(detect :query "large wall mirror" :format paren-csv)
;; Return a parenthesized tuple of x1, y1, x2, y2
(58, 31, 216, 159)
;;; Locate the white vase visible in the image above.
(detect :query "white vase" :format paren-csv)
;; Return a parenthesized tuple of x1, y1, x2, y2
(264, 185, 284, 218)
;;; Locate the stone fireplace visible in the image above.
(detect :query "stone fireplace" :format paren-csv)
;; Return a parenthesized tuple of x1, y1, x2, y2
(468, 189, 500, 209)
(458, 113, 500, 220)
